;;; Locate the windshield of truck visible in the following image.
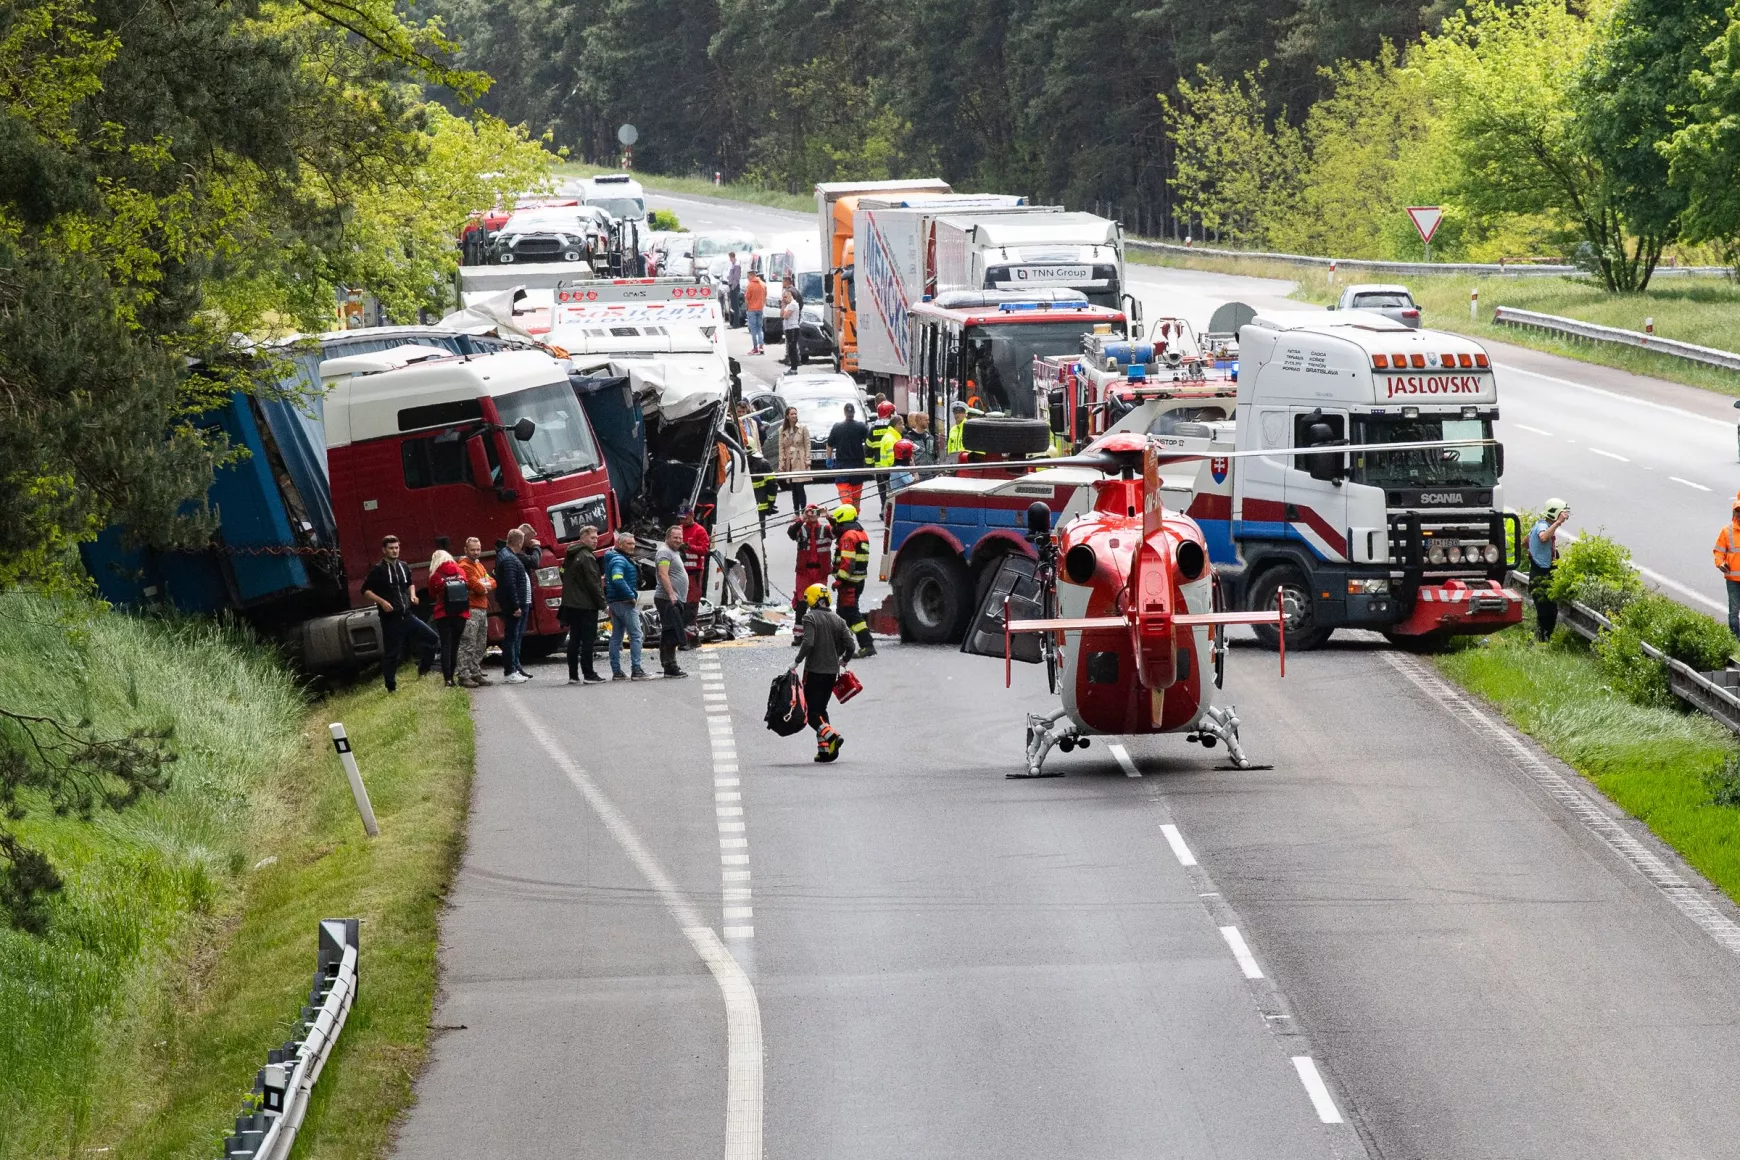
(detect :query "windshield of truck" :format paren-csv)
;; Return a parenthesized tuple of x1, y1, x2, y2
(494, 381, 602, 482)
(1352, 417, 1496, 488)
(966, 321, 1121, 417)
(586, 197, 643, 220)
(796, 271, 825, 301)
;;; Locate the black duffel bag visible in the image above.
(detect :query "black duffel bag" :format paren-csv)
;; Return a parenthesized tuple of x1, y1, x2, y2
(764, 667, 809, 736)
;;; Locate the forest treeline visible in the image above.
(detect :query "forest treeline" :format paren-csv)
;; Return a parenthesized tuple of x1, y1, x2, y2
(440, 0, 1740, 289)
(432, 0, 1461, 236)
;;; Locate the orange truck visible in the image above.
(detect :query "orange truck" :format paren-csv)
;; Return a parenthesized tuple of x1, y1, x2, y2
(815, 179, 950, 375)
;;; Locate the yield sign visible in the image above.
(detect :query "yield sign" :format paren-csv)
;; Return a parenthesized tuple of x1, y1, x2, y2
(1407, 206, 1444, 244)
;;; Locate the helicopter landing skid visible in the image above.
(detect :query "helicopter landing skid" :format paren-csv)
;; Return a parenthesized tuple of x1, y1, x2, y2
(1014, 708, 1075, 778)
(1195, 704, 1265, 770)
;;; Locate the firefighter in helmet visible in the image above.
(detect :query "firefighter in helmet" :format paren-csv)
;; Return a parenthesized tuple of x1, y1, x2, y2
(830, 504, 875, 657)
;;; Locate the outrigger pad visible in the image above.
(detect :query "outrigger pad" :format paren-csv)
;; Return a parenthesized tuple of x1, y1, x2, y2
(962, 554, 1044, 663)
(1217, 763, 1274, 771)
(1007, 769, 1066, 779)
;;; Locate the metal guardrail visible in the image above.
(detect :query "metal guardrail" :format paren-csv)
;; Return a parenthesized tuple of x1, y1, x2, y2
(221, 919, 359, 1160)
(1125, 238, 1730, 280)
(1513, 571, 1740, 736)
(1490, 306, 1740, 373)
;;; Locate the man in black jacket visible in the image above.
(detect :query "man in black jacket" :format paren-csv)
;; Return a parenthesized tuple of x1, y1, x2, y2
(560, 525, 607, 684)
(825, 402, 870, 511)
(495, 529, 534, 683)
(794, 583, 856, 762)
(361, 535, 438, 693)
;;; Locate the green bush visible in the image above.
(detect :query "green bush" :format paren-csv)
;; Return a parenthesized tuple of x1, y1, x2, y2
(1545, 532, 1643, 605)
(1707, 754, 1740, 807)
(1594, 592, 1736, 707)
(647, 209, 682, 231)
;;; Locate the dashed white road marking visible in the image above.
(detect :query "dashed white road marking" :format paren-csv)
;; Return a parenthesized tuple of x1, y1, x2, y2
(1590, 447, 1630, 462)
(703, 654, 753, 941)
(1514, 423, 1555, 436)
(1219, 925, 1264, 979)
(1292, 1057, 1344, 1124)
(1108, 743, 1142, 777)
(1671, 476, 1712, 491)
(505, 697, 763, 1160)
(1159, 823, 1198, 867)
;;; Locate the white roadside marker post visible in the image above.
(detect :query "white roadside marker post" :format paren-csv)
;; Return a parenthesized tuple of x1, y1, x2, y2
(329, 723, 379, 837)
(1471, 287, 1479, 322)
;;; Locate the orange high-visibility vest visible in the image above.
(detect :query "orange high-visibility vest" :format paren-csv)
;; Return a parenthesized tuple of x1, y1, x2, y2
(1714, 521, 1740, 580)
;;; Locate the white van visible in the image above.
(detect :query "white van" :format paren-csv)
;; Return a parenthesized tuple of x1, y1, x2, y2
(580, 174, 646, 221)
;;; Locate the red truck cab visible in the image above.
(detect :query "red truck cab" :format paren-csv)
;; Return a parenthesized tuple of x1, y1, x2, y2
(322, 347, 614, 645)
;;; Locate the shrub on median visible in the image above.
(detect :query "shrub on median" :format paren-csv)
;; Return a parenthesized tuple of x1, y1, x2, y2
(1595, 593, 1736, 707)
(1544, 532, 1643, 607)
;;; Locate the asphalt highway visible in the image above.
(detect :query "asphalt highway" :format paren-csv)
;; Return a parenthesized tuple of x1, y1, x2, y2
(652, 191, 1740, 612)
(391, 194, 1740, 1158)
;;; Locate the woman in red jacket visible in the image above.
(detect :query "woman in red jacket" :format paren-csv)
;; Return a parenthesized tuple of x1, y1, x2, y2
(788, 504, 833, 644)
(428, 549, 470, 687)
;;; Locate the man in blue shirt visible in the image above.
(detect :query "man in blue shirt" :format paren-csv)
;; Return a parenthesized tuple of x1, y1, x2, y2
(1526, 498, 1570, 642)
(602, 532, 648, 680)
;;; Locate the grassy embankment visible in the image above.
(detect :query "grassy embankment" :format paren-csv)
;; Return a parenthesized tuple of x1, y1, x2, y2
(1130, 246, 1740, 396)
(0, 590, 473, 1159)
(555, 159, 812, 215)
(1439, 611, 1740, 901)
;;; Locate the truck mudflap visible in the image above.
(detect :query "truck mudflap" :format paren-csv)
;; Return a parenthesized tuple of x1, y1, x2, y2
(1390, 578, 1523, 637)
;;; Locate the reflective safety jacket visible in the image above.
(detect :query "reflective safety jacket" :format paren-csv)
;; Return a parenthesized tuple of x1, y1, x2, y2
(833, 520, 870, 586)
(945, 424, 965, 454)
(868, 422, 899, 468)
(1715, 521, 1740, 580)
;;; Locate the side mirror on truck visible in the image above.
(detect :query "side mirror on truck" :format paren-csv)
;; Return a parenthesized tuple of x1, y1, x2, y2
(512, 417, 537, 442)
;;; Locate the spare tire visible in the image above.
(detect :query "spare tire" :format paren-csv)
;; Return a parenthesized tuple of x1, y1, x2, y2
(961, 416, 1053, 456)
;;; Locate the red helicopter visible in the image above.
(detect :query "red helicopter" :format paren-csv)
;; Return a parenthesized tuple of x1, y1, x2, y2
(774, 428, 1493, 779)
(961, 431, 1285, 777)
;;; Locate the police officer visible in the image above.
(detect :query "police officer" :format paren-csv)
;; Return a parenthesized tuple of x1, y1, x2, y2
(1526, 498, 1570, 642)
(945, 400, 970, 455)
(830, 504, 875, 657)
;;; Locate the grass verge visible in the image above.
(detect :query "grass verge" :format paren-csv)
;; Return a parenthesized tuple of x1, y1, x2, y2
(556, 160, 812, 215)
(1438, 625, 1740, 901)
(1130, 247, 1740, 396)
(0, 589, 474, 1160)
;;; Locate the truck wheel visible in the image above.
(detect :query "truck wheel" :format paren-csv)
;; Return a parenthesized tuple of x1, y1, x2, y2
(1248, 565, 1331, 651)
(735, 546, 766, 605)
(961, 417, 1053, 456)
(898, 556, 969, 644)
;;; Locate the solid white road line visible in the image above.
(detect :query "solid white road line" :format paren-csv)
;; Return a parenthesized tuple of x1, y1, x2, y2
(1590, 447, 1630, 462)
(1292, 1057, 1344, 1124)
(1159, 823, 1198, 867)
(1671, 477, 1713, 491)
(1108, 742, 1142, 777)
(506, 698, 763, 1160)
(1386, 652, 1740, 959)
(1219, 925, 1264, 979)
(1514, 423, 1555, 436)
(1633, 563, 1728, 613)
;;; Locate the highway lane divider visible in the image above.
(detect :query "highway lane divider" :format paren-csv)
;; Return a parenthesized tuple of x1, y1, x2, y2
(1493, 307, 1740, 374)
(219, 920, 359, 1160)
(1135, 769, 1373, 1157)
(699, 650, 755, 941)
(1125, 238, 1727, 279)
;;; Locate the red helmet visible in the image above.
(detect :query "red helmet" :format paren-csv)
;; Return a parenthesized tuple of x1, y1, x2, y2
(894, 439, 915, 462)
(876, 401, 896, 419)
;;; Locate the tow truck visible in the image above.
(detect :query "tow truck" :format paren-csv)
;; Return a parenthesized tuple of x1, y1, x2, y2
(884, 308, 1523, 647)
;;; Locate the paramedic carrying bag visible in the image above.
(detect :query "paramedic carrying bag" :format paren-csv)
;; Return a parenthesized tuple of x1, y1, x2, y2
(765, 667, 809, 736)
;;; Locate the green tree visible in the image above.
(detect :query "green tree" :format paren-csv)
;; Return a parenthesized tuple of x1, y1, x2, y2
(1162, 65, 1304, 245)
(1664, 19, 1740, 267)
(1415, 0, 1663, 290)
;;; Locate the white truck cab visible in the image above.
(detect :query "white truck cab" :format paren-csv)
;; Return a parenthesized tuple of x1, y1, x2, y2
(547, 278, 769, 607)
(1182, 309, 1520, 646)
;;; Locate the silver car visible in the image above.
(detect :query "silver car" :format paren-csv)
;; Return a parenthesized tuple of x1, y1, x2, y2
(1332, 283, 1422, 328)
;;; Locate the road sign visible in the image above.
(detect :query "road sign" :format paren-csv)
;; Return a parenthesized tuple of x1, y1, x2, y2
(1407, 206, 1443, 244)
(617, 123, 638, 146)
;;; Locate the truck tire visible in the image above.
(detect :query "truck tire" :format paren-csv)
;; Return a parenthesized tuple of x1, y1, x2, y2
(898, 556, 970, 644)
(735, 546, 766, 605)
(1247, 565, 1331, 651)
(961, 417, 1052, 456)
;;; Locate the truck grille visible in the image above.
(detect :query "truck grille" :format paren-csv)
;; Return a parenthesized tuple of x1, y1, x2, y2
(1388, 510, 1510, 576)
